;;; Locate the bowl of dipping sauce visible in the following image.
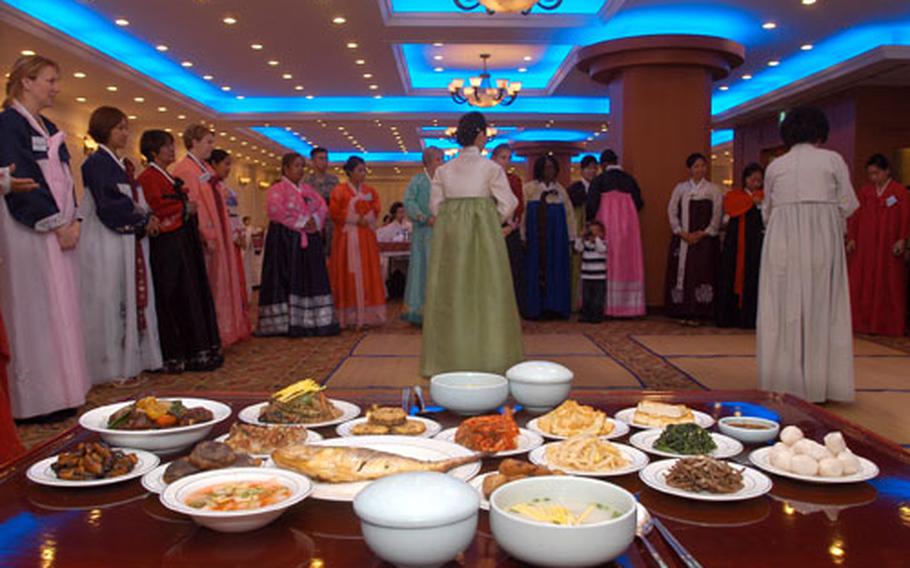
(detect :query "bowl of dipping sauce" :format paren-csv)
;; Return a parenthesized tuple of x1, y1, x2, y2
(430, 372, 509, 416)
(718, 416, 780, 444)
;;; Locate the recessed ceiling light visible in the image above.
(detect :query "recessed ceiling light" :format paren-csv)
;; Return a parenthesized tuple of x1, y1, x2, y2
(250, 43, 264, 50)
(114, 19, 129, 27)
(230, 136, 237, 141)
(355, 59, 366, 65)
(518, 67, 528, 73)
(523, 55, 532, 61)
(156, 44, 168, 52)
(268, 60, 279, 66)
(177, 114, 186, 119)
(362, 73, 374, 79)
(333, 16, 346, 24)
(157, 106, 167, 112)
(433, 55, 443, 61)
(164, 128, 172, 133)
(433, 43, 444, 47)
(282, 73, 293, 79)
(21, 50, 36, 56)
(106, 85, 118, 92)
(294, 85, 304, 91)
(236, 95, 245, 100)
(305, 95, 315, 100)
(203, 74, 214, 81)
(719, 85, 729, 91)
(742, 74, 753, 80)
(768, 60, 780, 67)
(73, 71, 86, 78)
(762, 22, 777, 30)
(369, 84, 378, 90)
(801, 0, 816, 4)
(801, 43, 814, 51)
(75, 96, 86, 103)
(433, 67, 444, 72)
(128, 115, 137, 120)
(223, 16, 237, 25)
(221, 85, 232, 91)
(181, 61, 193, 68)
(346, 42, 358, 49)
(133, 96, 145, 102)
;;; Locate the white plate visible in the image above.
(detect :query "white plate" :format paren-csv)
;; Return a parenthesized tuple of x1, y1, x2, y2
(614, 407, 716, 430)
(79, 398, 232, 454)
(214, 430, 324, 456)
(336, 416, 442, 439)
(27, 448, 160, 488)
(433, 427, 543, 457)
(639, 458, 773, 502)
(142, 457, 275, 494)
(748, 447, 879, 484)
(528, 441, 649, 477)
(629, 430, 743, 459)
(525, 416, 630, 441)
(238, 399, 361, 429)
(276, 436, 481, 502)
(469, 472, 495, 511)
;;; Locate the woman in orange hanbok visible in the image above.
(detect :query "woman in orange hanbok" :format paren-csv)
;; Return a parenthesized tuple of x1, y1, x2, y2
(716, 163, 765, 328)
(328, 156, 387, 328)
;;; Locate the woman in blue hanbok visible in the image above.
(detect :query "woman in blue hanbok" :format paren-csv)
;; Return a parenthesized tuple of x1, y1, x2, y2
(402, 147, 443, 325)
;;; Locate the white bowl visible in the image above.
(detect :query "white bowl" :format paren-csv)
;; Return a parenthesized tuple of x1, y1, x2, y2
(429, 372, 509, 416)
(79, 398, 232, 455)
(160, 467, 312, 533)
(490, 476, 636, 568)
(506, 361, 573, 414)
(354, 472, 479, 568)
(718, 416, 780, 444)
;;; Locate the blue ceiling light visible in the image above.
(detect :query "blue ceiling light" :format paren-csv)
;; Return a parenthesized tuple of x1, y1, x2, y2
(711, 129, 733, 146)
(250, 127, 313, 156)
(4, 0, 224, 107)
(390, 0, 607, 15)
(401, 44, 572, 91)
(713, 20, 910, 115)
(511, 128, 591, 142)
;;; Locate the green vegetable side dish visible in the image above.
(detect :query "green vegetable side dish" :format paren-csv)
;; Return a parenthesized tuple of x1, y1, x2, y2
(653, 423, 717, 455)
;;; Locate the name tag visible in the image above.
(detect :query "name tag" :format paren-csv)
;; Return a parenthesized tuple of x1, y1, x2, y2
(360, 193, 373, 202)
(32, 136, 48, 152)
(199, 172, 212, 183)
(117, 183, 133, 197)
(886, 195, 897, 207)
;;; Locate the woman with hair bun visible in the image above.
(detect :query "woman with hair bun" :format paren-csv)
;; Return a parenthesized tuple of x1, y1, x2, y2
(0, 54, 91, 418)
(758, 106, 858, 402)
(328, 156, 386, 328)
(847, 153, 910, 336)
(421, 111, 523, 376)
(78, 106, 162, 384)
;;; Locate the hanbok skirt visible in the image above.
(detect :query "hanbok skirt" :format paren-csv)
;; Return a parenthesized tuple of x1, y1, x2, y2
(596, 192, 646, 317)
(0, 312, 24, 462)
(402, 223, 432, 325)
(258, 223, 339, 337)
(149, 221, 222, 368)
(505, 229, 528, 318)
(421, 198, 523, 376)
(664, 199, 720, 319)
(716, 208, 763, 328)
(525, 202, 571, 319)
(757, 202, 854, 402)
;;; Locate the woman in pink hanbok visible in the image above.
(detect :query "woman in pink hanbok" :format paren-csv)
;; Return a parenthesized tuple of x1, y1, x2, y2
(258, 153, 339, 336)
(0, 55, 91, 418)
(172, 127, 251, 347)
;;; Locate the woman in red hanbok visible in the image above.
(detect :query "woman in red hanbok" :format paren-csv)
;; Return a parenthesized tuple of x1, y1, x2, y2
(847, 154, 910, 336)
(328, 156, 386, 328)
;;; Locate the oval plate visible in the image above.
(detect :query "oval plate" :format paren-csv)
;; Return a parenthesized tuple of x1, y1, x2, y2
(525, 416, 630, 441)
(214, 430, 324, 457)
(28, 448, 159, 488)
(629, 430, 743, 459)
(238, 399, 361, 429)
(614, 407, 716, 430)
(639, 458, 772, 502)
(748, 447, 879, 484)
(433, 427, 543, 458)
(528, 441, 649, 477)
(336, 416, 442, 439)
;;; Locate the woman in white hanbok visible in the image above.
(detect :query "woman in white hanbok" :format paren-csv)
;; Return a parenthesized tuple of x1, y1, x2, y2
(757, 107, 859, 403)
(79, 107, 162, 384)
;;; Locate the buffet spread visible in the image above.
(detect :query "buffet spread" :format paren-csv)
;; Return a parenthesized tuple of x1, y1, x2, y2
(3, 367, 908, 568)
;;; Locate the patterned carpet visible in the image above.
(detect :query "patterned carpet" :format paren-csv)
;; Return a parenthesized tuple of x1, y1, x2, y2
(14, 301, 910, 449)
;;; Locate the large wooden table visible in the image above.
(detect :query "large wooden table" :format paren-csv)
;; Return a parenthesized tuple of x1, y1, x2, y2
(1, 389, 907, 567)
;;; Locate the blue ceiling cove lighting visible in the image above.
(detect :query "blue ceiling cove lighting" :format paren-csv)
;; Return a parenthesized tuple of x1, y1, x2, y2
(390, 0, 607, 15)
(511, 128, 590, 142)
(713, 20, 910, 115)
(251, 127, 313, 156)
(400, 44, 573, 90)
(711, 129, 733, 146)
(251, 128, 424, 163)
(218, 96, 609, 115)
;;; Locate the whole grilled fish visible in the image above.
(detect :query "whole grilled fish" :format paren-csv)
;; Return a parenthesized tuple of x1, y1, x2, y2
(271, 444, 480, 483)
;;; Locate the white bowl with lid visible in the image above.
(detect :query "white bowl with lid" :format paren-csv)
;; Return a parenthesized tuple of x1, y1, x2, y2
(353, 472, 479, 568)
(429, 372, 509, 416)
(506, 361, 573, 414)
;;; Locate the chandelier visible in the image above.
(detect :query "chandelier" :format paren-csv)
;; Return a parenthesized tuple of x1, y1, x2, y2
(448, 54, 521, 108)
(444, 126, 499, 139)
(453, 0, 563, 14)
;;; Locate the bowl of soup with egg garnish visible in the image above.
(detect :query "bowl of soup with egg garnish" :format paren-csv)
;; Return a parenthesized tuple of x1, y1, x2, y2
(430, 372, 509, 416)
(718, 416, 780, 444)
(490, 476, 636, 567)
(160, 468, 312, 532)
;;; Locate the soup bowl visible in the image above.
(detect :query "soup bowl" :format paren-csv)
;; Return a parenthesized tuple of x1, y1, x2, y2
(429, 372, 509, 416)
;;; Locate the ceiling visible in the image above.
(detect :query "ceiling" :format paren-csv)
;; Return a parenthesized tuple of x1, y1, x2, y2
(2, 0, 909, 163)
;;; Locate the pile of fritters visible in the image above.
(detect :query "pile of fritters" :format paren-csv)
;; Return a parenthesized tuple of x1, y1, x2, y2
(351, 406, 426, 436)
(482, 458, 563, 498)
